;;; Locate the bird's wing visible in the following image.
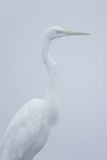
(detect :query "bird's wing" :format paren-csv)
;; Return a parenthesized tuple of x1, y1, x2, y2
(0, 99, 43, 160)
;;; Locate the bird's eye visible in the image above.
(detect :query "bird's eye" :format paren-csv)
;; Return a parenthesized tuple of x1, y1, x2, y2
(56, 30, 62, 34)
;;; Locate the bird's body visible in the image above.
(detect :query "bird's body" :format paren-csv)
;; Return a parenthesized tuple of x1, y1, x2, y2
(0, 98, 58, 160)
(0, 26, 90, 160)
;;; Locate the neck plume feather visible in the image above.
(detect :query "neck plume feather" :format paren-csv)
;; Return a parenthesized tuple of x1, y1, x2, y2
(42, 38, 58, 103)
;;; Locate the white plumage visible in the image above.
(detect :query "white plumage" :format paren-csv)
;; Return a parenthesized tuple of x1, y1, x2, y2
(0, 26, 90, 160)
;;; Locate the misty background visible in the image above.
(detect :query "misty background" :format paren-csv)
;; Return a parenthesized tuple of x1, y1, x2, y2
(0, 0, 107, 160)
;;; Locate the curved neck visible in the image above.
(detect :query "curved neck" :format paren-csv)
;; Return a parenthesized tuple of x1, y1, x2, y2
(42, 38, 58, 103)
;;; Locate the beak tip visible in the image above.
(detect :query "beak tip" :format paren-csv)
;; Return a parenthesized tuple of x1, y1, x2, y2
(86, 33, 91, 35)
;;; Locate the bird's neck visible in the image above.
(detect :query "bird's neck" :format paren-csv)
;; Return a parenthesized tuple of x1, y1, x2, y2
(42, 38, 58, 104)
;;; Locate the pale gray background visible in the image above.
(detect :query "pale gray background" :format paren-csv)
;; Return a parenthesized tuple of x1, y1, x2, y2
(0, 0, 107, 160)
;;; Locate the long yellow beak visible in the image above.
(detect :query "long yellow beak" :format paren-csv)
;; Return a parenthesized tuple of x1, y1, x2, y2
(64, 30, 90, 35)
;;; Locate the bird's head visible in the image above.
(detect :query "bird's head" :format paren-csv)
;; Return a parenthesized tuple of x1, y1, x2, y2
(44, 26, 90, 41)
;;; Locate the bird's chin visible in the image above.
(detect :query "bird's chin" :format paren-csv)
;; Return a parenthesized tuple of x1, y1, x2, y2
(52, 35, 65, 40)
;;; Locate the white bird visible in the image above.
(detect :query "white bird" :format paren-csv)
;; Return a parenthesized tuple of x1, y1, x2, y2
(0, 26, 90, 160)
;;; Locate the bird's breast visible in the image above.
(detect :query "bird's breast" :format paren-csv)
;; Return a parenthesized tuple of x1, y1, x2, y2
(42, 101, 59, 126)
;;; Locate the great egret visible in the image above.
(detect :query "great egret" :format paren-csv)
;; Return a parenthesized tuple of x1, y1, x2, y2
(0, 26, 90, 160)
